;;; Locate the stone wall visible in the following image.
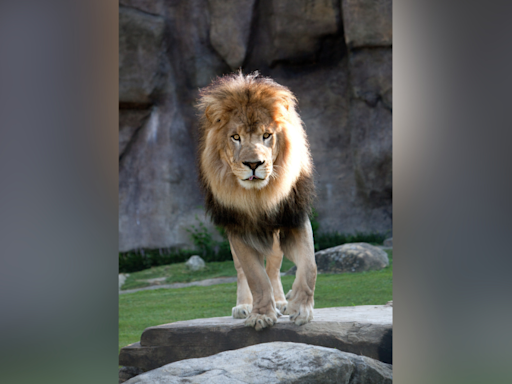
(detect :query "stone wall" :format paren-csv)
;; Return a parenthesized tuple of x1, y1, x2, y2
(119, 0, 392, 252)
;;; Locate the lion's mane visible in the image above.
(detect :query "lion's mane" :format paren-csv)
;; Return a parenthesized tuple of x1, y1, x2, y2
(196, 72, 315, 250)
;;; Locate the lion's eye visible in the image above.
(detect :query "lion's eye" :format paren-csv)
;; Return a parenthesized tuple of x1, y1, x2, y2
(232, 134, 240, 141)
(263, 133, 271, 139)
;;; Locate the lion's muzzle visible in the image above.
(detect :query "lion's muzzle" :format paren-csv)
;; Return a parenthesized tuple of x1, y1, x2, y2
(243, 160, 266, 181)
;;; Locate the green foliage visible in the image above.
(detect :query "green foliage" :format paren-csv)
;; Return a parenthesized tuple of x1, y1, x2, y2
(119, 248, 198, 274)
(119, 218, 233, 274)
(120, 210, 389, 273)
(314, 231, 388, 251)
(310, 207, 388, 251)
(185, 217, 232, 262)
(185, 218, 215, 259)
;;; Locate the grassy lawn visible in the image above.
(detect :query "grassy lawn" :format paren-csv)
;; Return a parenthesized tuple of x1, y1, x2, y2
(121, 257, 296, 290)
(119, 250, 392, 351)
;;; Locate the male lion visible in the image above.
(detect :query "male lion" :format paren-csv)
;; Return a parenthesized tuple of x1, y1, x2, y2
(196, 72, 316, 331)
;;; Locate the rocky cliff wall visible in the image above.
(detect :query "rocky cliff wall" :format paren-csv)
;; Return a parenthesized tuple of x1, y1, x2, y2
(119, 0, 392, 252)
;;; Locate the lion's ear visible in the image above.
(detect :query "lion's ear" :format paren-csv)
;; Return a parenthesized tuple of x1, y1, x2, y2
(278, 103, 289, 117)
(204, 106, 214, 123)
(205, 106, 223, 125)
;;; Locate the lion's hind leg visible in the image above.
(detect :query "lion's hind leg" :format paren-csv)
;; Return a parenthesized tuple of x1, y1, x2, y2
(230, 243, 253, 319)
(266, 234, 287, 316)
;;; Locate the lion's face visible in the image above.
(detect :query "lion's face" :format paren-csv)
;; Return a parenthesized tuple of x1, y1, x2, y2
(198, 72, 312, 215)
(222, 115, 279, 190)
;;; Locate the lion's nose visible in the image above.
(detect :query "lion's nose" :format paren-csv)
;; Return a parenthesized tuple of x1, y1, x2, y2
(243, 161, 265, 170)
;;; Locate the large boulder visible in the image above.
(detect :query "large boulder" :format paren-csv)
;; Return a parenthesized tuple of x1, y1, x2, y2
(347, 47, 392, 208)
(270, 63, 389, 234)
(350, 99, 392, 207)
(286, 243, 389, 275)
(315, 243, 389, 273)
(208, 0, 257, 69)
(119, 109, 151, 157)
(119, 0, 165, 16)
(119, 6, 166, 105)
(341, 0, 392, 48)
(123, 342, 392, 384)
(118, 105, 210, 252)
(119, 305, 392, 371)
(348, 48, 392, 109)
(268, 0, 341, 64)
(119, 366, 144, 384)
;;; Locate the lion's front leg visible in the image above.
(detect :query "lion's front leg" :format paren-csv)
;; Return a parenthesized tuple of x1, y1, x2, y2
(230, 243, 253, 319)
(280, 220, 317, 326)
(229, 235, 278, 331)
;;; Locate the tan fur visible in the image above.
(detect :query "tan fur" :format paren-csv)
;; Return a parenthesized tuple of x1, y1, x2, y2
(196, 72, 317, 329)
(197, 72, 312, 218)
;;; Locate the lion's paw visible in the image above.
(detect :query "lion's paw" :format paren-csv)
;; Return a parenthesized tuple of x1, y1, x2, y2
(275, 301, 287, 316)
(244, 311, 277, 331)
(283, 291, 314, 326)
(232, 304, 252, 319)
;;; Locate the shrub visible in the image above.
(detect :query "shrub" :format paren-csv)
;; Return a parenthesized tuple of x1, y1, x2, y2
(314, 231, 388, 251)
(185, 218, 232, 262)
(119, 248, 198, 273)
(119, 211, 389, 273)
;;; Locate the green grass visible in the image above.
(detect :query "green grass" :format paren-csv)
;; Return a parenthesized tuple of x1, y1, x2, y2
(119, 250, 392, 351)
(122, 258, 296, 291)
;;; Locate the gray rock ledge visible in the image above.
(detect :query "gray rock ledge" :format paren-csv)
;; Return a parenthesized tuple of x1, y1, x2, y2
(119, 305, 392, 371)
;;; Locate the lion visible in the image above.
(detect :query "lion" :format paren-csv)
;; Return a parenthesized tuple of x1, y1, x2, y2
(196, 72, 317, 331)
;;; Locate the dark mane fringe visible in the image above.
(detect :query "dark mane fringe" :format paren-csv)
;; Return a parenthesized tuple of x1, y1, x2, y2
(203, 172, 316, 252)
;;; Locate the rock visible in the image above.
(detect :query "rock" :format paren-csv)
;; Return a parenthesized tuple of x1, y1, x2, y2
(119, 0, 165, 16)
(118, 1, 393, 252)
(119, 366, 144, 383)
(118, 104, 210, 252)
(119, 6, 166, 105)
(185, 255, 206, 271)
(118, 2, 228, 252)
(346, 46, 391, 209)
(348, 48, 392, 109)
(383, 237, 392, 247)
(271, 63, 390, 235)
(286, 243, 389, 275)
(350, 99, 392, 207)
(123, 342, 392, 384)
(119, 305, 392, 371)
(341, 0, 392, 48)
(119, 109, 151, 157)
(119, 273, 130, 290)
(316, 243, 389, 273)
(208, 0, 256, 69)
(269, 0, 341, 64)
